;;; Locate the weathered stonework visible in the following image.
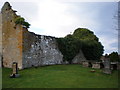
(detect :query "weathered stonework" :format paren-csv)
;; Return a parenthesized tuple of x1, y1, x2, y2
(0, 13, 2, 68)
(1, 2, 86, 69)
(1, 2, 23, 69)
(92, 62, 100, 69)
(102, 58, 111, 74)
(82, 61, 89, 67)
(72, 50, 86, 64)
(22, 29, 63, 68)
(1, 2, 63, 69)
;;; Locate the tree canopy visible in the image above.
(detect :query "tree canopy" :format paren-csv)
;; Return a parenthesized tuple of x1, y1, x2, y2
(57, 28, 104, 63)
(73, 28, 99, 41)
(73, 28, 104, 60)
(56, 35, 81, 63)
(108, 52, 120, 62)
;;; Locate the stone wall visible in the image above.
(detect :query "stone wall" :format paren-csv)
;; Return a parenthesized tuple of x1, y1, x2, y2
(1, 2, 86, 69)
(0, 13, 2, 68)
(1, 2, 63, 69)
(22, 29, 63, 68)
(1, 2, 23, 69)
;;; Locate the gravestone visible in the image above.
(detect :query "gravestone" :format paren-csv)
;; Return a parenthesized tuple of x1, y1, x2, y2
(102, 59, 111, 74)
(10, 62, 20, 78)
(82, 61, 89, 67)
(92, 62, 100, 69)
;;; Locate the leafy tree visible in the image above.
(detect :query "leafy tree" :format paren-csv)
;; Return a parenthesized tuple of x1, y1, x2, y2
(108, 52, 120, 62)
(56, 28, 104, 62)
(81, 40, 104, 60)
(72, 28, 104, 60)
(73, 28, 99, 41)
(15, 16, 30, 28)
(56, 35, 81, 64)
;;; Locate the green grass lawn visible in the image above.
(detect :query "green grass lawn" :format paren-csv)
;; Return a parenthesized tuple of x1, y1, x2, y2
(2, 64, 118, 88)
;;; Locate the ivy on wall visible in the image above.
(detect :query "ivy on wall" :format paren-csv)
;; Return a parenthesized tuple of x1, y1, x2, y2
(14, 16, 30, 28)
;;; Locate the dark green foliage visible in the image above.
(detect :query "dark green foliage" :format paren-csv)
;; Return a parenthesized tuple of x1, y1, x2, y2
(23, 22, 31, 28)
(81, 40, 104, 60)
(15, 17, 25, 24)
(108, 52, 120, 62)
(73, 28, 99, 41)
(15, 16, 30, 28)
(73, 28, 104, 60)
(56, 28, 104, 62)
(56, 35, 81, 63)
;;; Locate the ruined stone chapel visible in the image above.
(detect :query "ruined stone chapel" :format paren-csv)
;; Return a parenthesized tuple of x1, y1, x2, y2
(0, 2, 86, 69)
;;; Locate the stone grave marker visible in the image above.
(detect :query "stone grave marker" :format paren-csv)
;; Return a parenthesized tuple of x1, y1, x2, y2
(10, 62, 20, 78)
(102, 59, 111, 74)
(82, 61, 89, 67)
(92, 62, 100, 69)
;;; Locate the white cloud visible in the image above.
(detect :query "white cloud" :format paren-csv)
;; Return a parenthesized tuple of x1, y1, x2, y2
(99, 35, 118, 54)
(29, 0, 76, 37)
(28, 0, 101, 37)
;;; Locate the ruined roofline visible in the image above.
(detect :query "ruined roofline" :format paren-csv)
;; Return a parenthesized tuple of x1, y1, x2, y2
(1, 2, 12, 13)
(28, 31, 56, 40)
(1, 2, 57, 39)
(1, 2, 17, 15)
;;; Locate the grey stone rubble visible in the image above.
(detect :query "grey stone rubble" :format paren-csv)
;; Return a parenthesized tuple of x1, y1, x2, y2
(72, 50, 86, 64)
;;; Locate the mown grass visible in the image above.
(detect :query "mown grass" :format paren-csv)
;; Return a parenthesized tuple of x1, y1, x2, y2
(2, 64, 118, 88)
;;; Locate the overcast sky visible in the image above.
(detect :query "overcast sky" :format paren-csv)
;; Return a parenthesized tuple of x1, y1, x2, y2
(0, 0, 119, 55)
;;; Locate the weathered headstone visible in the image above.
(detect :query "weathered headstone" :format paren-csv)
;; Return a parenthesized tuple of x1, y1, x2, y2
(10, 62, 20, 78)
(92, 62, 100, 69)
(82, 61, 89, 67)
(102, 58, 111, 74)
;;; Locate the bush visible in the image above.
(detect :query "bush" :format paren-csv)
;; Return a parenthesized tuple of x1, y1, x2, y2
(15, 16, 30, 28)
